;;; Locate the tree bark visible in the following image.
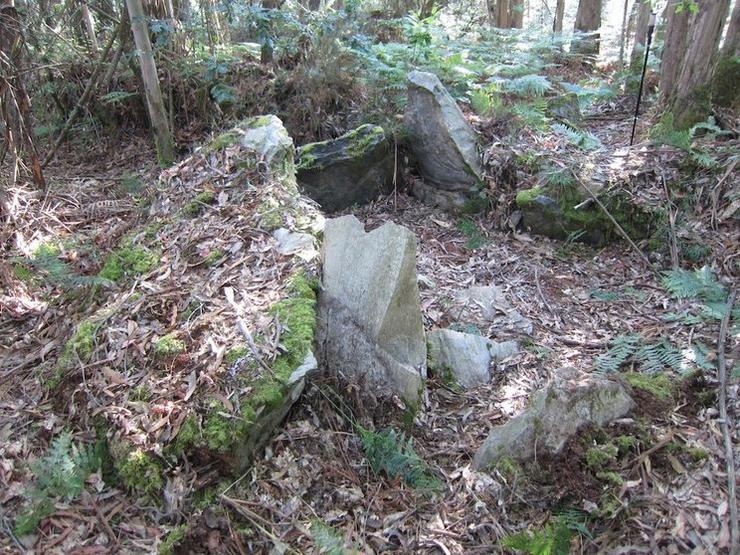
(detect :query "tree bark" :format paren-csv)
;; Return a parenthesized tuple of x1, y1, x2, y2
(669, 0, 730, 128)
(659, 0, 691, 103)
(617, 0, 629, 69)
(495, 0, 510, 28)
(572, 0, 601, 57)
(510, 0, 523, 28)
(125, 0, 175, 164)
(711, 0, 739, 108)
(553, 0, 564, 32)
(630, 0, 651, 69)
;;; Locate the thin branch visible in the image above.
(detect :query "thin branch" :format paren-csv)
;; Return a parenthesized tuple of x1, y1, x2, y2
(717, 290, 738, 554)
(41, 20, 122, 167)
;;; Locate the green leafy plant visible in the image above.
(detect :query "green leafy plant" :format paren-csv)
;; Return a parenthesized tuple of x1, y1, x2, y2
(503, 74, 552, 96)
(500, 518, 573, 555)
(359, 427, 439, 490)
(458, 218, 485, 249)
(551, 122, 602, 150)
(310, 520, 356, 555)
(15, 431, 102, 535)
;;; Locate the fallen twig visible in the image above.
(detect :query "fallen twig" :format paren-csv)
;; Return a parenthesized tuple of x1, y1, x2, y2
(717, 290, 738, 554)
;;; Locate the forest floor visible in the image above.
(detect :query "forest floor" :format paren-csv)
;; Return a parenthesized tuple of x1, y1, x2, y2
(1, 85, 738, 554)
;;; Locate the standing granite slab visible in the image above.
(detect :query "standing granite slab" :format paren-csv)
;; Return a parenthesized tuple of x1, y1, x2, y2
(296, 124, 394, 212)
(404, 71, 484, 211)
(317, 215, 427, 405)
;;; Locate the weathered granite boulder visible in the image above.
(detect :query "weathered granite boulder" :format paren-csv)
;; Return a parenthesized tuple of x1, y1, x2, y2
(317, 215, 427, 405)
(428, 329, 518, 389)
(404, 71, 484, 212)
(296, 125, 394, 212)
(473, 368, 633, 470)
(239, 115, 296, 186)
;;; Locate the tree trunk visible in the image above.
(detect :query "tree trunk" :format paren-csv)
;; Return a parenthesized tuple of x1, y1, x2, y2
(659, 1, 691, 103)
(711, 0, 739, 108)
(572, 0, 601, 57)
(669, 0, 730, 128)
(553, 0, 564, 33)
(510, 0, 523, 28)
(495, 0, 510, 28)
(81, 3, 99, 55)
(125, 0, 174, 164)
(617, 0, 629, 69)
(630, 0, 651, 69)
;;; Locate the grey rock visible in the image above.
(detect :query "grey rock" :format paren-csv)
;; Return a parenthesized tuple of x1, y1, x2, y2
(518, 192, 606, 244)
(455, 285, 533, 335)
(239, 115, 296, 186)
(473, 368, 633, 470)
(404, 71, 484, 211)
(317, 215, 427, 405)
(428, 329, 519, 389)
(273, 228, 318, 261)
(296, 125, 394, 212)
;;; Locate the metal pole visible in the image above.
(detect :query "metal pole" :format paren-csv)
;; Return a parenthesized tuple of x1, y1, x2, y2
(630, 12, 656, 147)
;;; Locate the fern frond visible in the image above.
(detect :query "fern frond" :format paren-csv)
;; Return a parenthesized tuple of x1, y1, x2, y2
(661, 267, 727, 302)
(310, 520, 351, 555)
(359, 427, 439, 489)
(551, 123, 602, 150)
(595, 334, 639, 373)
(504, 74, 551, 96)
(635, 340, 685, 373)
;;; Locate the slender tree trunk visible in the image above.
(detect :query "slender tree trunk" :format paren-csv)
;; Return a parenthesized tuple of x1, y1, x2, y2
(659, 0, 691, 103)
(81, 3, 99, 55)
(487, 0, 496, 25)
(572, 0, 602, 57)
(617, 0, 629, 69)
(630, 0, 651, 69)
(553, 0, 564, 33)
(669, 0, 730, 128)
(125, 0, 175, 164)
(496, 0, 510, 28)
(308, 0, 320, 10)
(510, 0, 523, 28)
(711, 0, 739, 109)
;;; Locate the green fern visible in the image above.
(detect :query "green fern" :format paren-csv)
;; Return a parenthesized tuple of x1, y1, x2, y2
(501, 517, 573, 555)
(359, 427, 439, 490)
(310, 520, 354, 555)
(15, 431, 102, 535)
(595, 334, 640, 373)
(551, 122, 602, 150)
(503, 74, 552, 97)
(512, 98, 548, 129)
(635, 340, 685, 373)
(661, 267, 727, 303)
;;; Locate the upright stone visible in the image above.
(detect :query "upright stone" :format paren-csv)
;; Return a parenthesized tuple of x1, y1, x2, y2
(404, 71, 484, 211)
(296, 124, 394, 212)
(239, 115, 296, 189)
(317, 215, 426, 405)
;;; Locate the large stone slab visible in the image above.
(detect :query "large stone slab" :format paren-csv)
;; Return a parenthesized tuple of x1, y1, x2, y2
(239, 115, 296, 187)
(296, 125, 394, 212)
(428, 329, 518, 389)
(404, 71, 484, 212)
(317, 215, 426, 405)
(473, 368, 633, 470)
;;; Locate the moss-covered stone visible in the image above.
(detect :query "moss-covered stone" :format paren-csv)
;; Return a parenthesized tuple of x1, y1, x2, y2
(515, 186, 544, 207)
(206, 130, 241, 152)
(712, 54, 740, 109)
(99, 241, 159, 282)
(623, 372, 673, 399)
(153, 334, 186, 357)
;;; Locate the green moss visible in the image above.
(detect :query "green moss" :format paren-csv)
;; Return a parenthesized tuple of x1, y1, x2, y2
(492, 456, 521, 480)
(12, 263, 34, 283)
(586, 443, 618, 469)
(129, 384, 152, 402)
(596, 470, 624, 485)
(515, 186, 544, 207)
(687, 446, 709, 462)
(207, 130, 241, 152)
(167, 416, 201, 458)
(153, 334, 186, 357)
(204, 249, 223, 266)
(183, 190, 215, 216)
(712, 55, 740, 109)
(115, 448, 163, 497)
(225, 344, 248, 364)
(159, 524, 188, 555)
(99, 241, 159, 282)
(297, 125, 385, 172)
(47, 319, 100, 389)
(256, 199, 283, 230)
(247, 115, 273, 128)
(623, 372, 673, 399)
(203, 402, 235, 453)
(615, 435, 637, 453)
